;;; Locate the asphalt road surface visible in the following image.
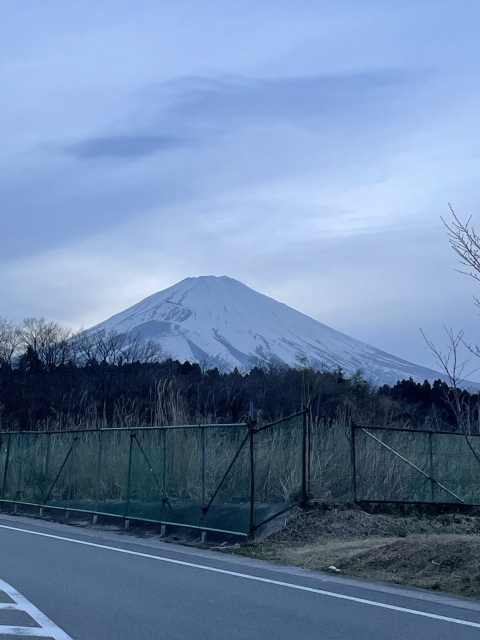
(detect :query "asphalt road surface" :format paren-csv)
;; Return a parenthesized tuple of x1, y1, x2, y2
(0, 514, 479, 639)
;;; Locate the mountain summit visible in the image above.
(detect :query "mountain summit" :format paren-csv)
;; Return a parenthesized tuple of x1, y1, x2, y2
(91, 275, 445, 386)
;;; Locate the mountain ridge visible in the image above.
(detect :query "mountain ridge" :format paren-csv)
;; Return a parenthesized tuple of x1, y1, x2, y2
(90, 275, 458, 387)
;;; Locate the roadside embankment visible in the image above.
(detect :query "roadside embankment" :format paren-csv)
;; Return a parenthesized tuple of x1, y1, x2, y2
(232, 505, 480, 598)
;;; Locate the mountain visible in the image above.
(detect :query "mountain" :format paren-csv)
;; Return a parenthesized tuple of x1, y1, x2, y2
(90, 275, 451, 386)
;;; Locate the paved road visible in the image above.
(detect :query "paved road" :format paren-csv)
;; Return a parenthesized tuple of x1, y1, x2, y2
(0, 514, 479, 639)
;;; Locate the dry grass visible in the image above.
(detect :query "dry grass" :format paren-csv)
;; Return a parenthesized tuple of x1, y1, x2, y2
(341, 535, 480, 597)
(0, 414, 306, 508)
(6, 392, 480, 509)
(234, 506, 480, 599)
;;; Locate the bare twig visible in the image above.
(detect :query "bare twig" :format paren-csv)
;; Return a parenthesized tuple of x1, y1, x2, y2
(421, 326, 480, 464)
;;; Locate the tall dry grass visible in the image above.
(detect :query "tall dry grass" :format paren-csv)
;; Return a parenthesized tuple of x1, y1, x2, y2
(2, 383, 479, 521)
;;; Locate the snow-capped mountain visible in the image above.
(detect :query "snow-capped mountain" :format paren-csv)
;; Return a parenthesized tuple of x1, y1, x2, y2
(90, 275, 449, 386)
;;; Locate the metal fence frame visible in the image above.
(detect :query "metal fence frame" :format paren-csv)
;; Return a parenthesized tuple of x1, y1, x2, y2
(0, 410, 311, 538)
(351, 423, 480, 507)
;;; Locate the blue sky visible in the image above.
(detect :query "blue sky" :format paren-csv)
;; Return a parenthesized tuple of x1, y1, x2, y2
(2, 0, 480, 375)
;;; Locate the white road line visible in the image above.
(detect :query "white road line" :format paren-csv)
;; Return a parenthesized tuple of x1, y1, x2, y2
(0, 524, 479, 630)
(0, 627, 63, 636)
(0, 577, 73, 639)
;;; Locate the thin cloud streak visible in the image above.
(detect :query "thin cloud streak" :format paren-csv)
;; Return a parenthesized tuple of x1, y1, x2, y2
(68, 69, 430, 159)
(69, 134, 186, 159)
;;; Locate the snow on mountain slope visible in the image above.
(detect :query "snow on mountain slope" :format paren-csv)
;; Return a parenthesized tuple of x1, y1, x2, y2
(90, 275, 450, 386)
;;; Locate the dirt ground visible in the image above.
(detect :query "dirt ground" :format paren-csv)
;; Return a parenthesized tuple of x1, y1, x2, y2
(231, 505, 480, 599)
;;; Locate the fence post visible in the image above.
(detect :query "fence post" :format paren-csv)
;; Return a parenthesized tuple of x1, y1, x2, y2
(429, 431, 435, 503)
(301, 408, 308, 506)
(66, 434, 75, 515)
(15, 436, 24, 503)
(201, 427, 206, 508)
(124, 432, 134, 519)
(43, 433, 51, 504)
(351, 422, 357, 503)
(307, 408, 312, 502)
(162, 429, 167, 521)
(2, 434, 11, 500)
(249, 419, 255, 536)
(94, 430, 103, 516)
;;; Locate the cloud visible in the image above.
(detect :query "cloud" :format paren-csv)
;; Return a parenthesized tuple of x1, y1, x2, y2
(157, 69, 427, 129)
(65, 69, 428, 163)
(0, 68, 429, 265)
(68, 134, 185, 159)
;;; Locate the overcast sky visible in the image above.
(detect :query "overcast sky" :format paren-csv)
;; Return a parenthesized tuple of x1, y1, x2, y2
(2, 0, 480, 377)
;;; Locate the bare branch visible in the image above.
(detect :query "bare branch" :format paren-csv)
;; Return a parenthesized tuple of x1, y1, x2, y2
(421, 325, 480, 464)
(442, 204, 480, 282)
(419, 327, 473, 391)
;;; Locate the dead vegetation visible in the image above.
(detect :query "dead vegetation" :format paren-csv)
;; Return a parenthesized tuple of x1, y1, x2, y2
(234, 505, 480, 599)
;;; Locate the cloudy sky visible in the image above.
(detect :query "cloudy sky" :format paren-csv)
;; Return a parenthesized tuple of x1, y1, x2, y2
(2, 0, 480, 376)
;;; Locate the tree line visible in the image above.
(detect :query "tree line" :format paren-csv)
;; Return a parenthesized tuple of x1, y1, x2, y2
(0, 317, 477, 432)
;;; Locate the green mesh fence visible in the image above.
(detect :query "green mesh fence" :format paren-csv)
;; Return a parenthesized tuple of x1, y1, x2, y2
(309, 420, 352, 502)
(254, 413, 305, 527)
(0, 412, 308, 536)
(354, 426, 480, 505)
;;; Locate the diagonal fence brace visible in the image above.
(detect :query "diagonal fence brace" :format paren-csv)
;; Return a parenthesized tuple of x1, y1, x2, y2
(361, 428, 464, 504)
(133, 434, 176, 516)
(131, 434, 177, 517)
(132, 434, 163, 491)
(202, 431, 250, 519)
(43, 436, 79, 505)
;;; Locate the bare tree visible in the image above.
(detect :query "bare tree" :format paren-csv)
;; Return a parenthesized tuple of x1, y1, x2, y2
(421, 326, 480, 463)
(422, 206, 480, 462)
(0, 318, 20, 368)
(421, 326, 470, 398)
(121, 333, 168, 364)
(18, 317, 72, 370)
(70, 328, 126, 365)
(442, 206, 480, 359)
(426, 205, 480, 381)
(72, 328, 168, 366)
(197, 352, 218, 376)
(443, 204, 480, 289)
